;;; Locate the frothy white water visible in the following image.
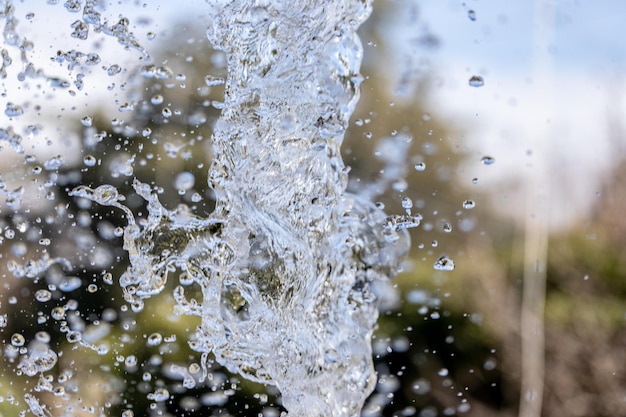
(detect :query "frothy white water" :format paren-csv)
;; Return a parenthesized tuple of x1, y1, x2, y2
(5, 0, 412, 415)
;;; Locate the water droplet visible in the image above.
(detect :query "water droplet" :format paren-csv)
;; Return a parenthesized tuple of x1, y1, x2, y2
(469, 75, 484, 87)
(401, 196, 413, 212)
(161, 107, 172, 118)
(174, 171, 195, 191)
(107, 64, 122, 76)
(51, 307, 65, 320)
(483, 357, 497, 371)
(59, 276, 82, 292)
(438, 368, 449, 377)
(11, 333, 25, 346)
(81, 115, 93, 127)
(462, 200, 476, 209)
(4, 102, 23, 117)
(151, 94, 164, 105)
(434, 255, 455, 271)
(411, 378, 431, 395)
(125, 355, 138, 367)
(66, 331, 82, 343)
(443, 223, 452, 233)
(35, 331, 50, 343)
(481, 156, 495, 165)
(103, 272, 113, 285)
(83, 155, 97, 166)
(472, 177, 479, 184)
(142, 127, 152, 137)
(34, 289, 52, 302)
(468, 10, 477, 21)
(147, 333, 163, 347)
(414, 162, 426, 171)
(149, 388, 170, 402)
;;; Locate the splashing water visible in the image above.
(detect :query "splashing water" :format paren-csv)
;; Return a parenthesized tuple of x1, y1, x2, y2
(122, 1, 407, 414)
(3, 0, 412, 415)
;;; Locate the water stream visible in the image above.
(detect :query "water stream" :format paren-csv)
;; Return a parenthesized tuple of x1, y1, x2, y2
(1, 1, 414, 416)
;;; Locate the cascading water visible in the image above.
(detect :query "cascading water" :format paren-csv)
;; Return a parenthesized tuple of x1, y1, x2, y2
(1, 0, 416, 416)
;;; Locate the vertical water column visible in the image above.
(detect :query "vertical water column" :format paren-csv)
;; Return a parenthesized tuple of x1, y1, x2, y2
(196, 0, 408, 415)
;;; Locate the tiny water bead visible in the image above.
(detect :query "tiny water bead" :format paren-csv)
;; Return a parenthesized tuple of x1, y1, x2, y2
(174, 171, 195, 191)
(468, 75, 484, 87)
(51, 307, 65, 320)
(151, 94, 164, 105)
(468, 10, 477, 21)
(434, 255, 455, 271)
(34, 289, 52, 302)
(59, 276, 82, 292)
(83, 155, 97, 166)
(148, 388, 170, 402)
(11, 333, 25, 346)
(481, 156, 495, 165)
(462, 200, 476, 209)
(35, 331, 51, 343)
(414, 162, 426, 171)
(5, 102, 24, 117)
(146, 333, 163, 347)
(81, 115, 93, 127)
(401, 196, 413, 212)
(107, 64, 122, 76)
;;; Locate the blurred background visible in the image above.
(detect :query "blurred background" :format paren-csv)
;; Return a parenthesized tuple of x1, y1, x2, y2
(0, 0, 624, 416)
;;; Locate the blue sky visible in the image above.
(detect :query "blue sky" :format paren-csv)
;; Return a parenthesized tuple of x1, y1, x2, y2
(415, 0, 626, 75)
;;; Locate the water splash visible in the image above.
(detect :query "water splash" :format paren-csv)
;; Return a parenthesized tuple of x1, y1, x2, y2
(136, 0, 406, 412)
(4, 0, 412, 415)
